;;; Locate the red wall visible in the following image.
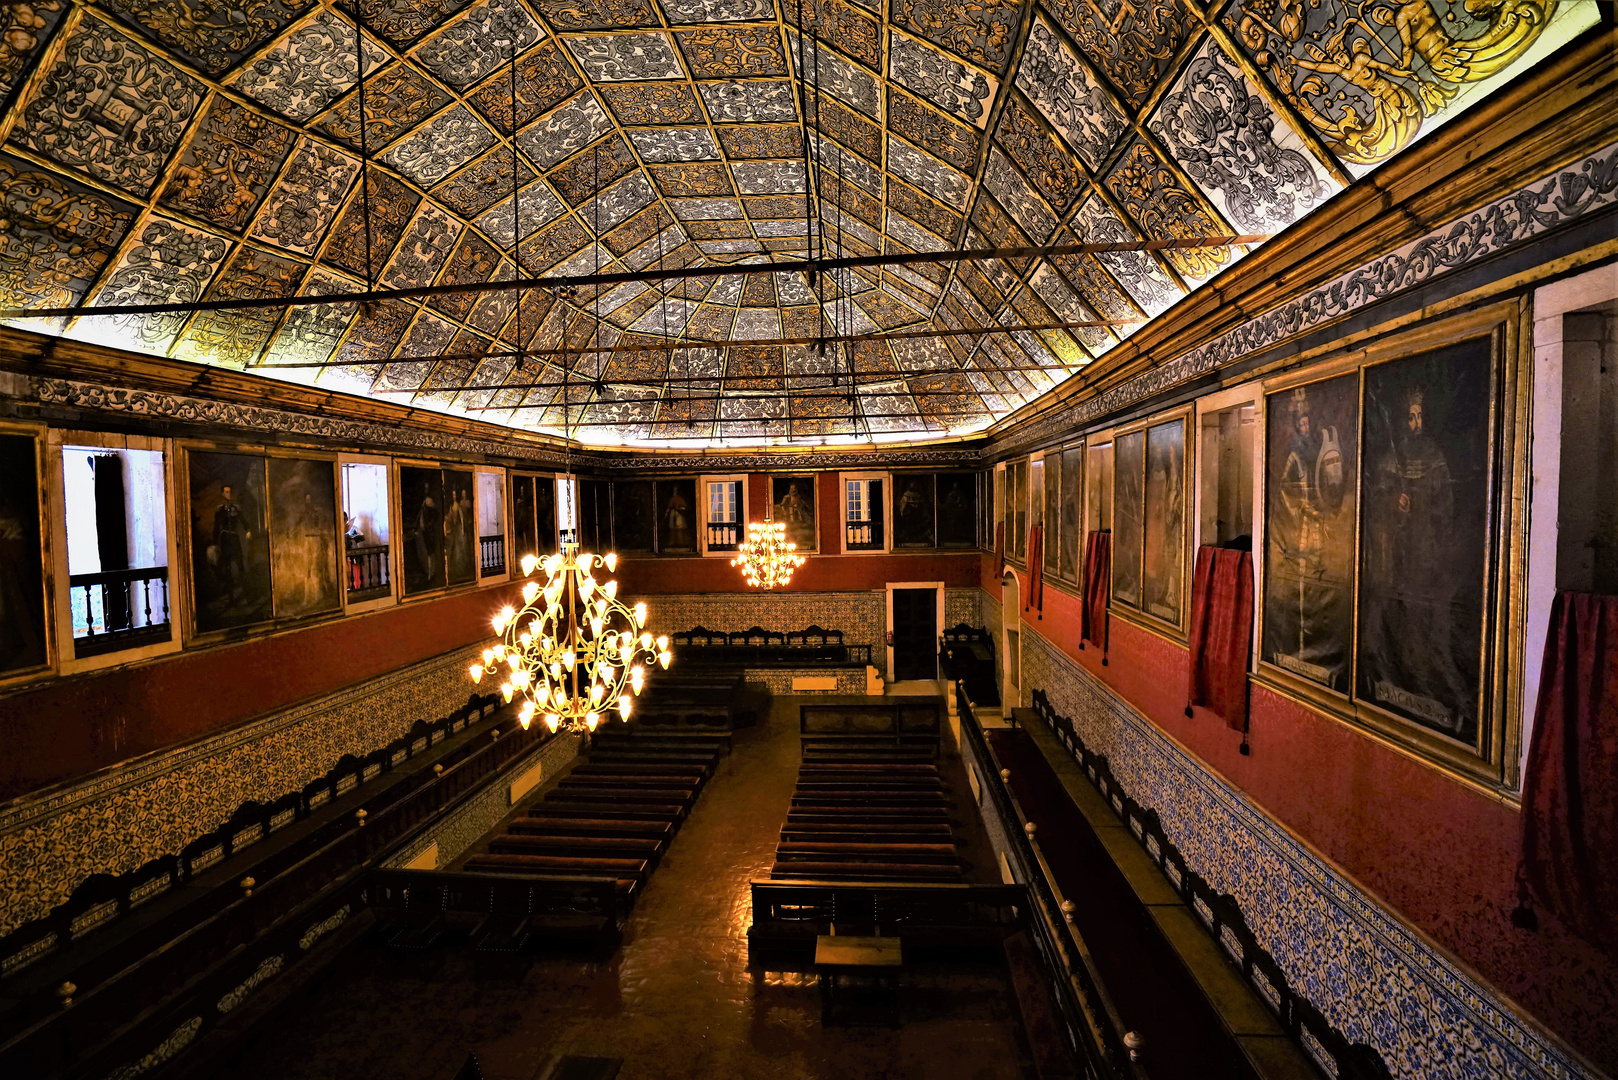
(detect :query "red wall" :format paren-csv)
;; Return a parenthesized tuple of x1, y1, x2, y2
(613, 471, 980, 593)
(988, 564, 1618, 1071)
(0, 581, 521, 803)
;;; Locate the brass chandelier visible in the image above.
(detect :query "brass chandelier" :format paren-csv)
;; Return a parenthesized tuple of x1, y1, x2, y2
(732, 521, 806, 590)
(471, 546, 670, 732)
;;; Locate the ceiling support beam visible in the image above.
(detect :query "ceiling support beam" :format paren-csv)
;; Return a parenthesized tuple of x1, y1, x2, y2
(0, 235, 1269, 322)
(251, 317, 1140, 370)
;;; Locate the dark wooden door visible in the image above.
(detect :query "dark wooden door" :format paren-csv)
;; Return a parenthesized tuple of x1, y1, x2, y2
(892, 588, 937, 681)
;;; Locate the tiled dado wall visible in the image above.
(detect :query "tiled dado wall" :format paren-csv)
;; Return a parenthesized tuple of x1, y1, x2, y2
(0, 643, 491, 939)
(386, 733, 583, 871)
(1017, 627, 1591, 1080)
(644, 589, 984, 680)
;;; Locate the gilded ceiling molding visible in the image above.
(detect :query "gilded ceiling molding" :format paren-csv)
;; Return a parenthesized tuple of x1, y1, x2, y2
(989, 138, 1618, 458)
(25, 375, 574, 468)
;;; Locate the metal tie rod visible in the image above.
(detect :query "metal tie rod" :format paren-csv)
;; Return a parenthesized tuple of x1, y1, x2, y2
(0, 236, 1268, 322)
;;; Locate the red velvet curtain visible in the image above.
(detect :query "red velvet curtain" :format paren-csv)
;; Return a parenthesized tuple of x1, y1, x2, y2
(1184, 546, 1254, 731)
(1081, 531, 1110, 651)
(1519, 591, 1618, 953)
(1026, 524, 1044, 615)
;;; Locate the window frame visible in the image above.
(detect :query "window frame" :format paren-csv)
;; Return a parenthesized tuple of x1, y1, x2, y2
(699, 473, 748, 557)
(48, 430, 181, 674)
(474, 466, 510, 583)
(840, 470, 890, 554)
(339, 452, 396, 614)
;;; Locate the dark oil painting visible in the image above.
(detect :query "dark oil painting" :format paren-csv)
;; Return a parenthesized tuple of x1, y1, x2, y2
(614, 480, 654, 553)
(772, 475, 817, 553)
(656, 478, 698, 554)
(1357, 340, 1493, 744)
(1086, 442, 1113, 537)
(893, 473, 936, 548)
(512, 474, 538, 562)
(1043, 455, 1060, 576)
(1008, 459, 1027, 560)
(1112, 431, 1144, 608)
(1263, 374, 1358, 693)
(937, 472, 977, 548)
(579, 479, 608, 551)
(190, 450, 272, 631)
(534, 474, 555, 555)
(1143, 419, 1186, 625)
(400, 466, 446, 595)
(0, 433, 46, 673)
(268, 458, 339, 619)
(1059, 447, 1082, 581)
(444, 469, 476, 586)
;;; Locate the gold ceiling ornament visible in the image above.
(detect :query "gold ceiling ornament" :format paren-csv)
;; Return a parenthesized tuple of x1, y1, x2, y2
(732, 521, 806, 590)
(470, 545, 670, 733)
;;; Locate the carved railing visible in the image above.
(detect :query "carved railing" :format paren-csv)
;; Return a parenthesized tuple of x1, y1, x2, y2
(747, 879, 1026, 954)
(345, 543, 390, 600)
(669, 624, 871, 666)
(479, 534, 505, 576)
(957, 684, 1146, 1080)
(0, 693, 546, 1079)
(1025, 690, 1385, 1080)
(67, 567, 171, 658)
(705, 521, 740, 550)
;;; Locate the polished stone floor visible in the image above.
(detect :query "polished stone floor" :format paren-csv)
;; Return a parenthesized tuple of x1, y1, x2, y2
(217, 697, 1033, 1080)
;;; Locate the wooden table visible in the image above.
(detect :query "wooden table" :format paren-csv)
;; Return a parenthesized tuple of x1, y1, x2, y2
(815, 934, 903, 1026)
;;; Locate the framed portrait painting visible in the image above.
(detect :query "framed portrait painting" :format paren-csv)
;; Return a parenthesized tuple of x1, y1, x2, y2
(1256, 302, 1528, 788)
(892, 474, 936, 548)
(189, 450, 273, 631)
(771, 475, 817, 553)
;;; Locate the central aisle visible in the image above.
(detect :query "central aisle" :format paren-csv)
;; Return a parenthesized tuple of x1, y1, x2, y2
(222, 698, 1030, 1080)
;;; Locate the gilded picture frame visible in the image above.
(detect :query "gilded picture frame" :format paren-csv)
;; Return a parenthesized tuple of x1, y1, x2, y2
(1253, 301, 1529, 791)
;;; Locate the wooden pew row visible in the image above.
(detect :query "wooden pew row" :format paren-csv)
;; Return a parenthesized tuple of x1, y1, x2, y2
(464, 854, 647, 902)
(769, 862, 962, 882)
(513, 817, 674, 841)
(489, 834, 665, 866)
(787, 808, 952, 823)
(775, 842, 960, 865)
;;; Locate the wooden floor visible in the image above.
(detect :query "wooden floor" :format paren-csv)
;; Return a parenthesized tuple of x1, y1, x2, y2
(211, 696, 1034, 1080)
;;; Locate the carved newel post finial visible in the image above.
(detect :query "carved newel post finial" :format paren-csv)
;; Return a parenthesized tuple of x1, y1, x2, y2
(1124, 1031, 1146, 1062)
(1061, 900, 1075, 924)
(355, 809, 368, 828)
(56, 981, 76, 1008)
(1000, 768, 1010, 781)
(433, 763, 444, 776)
(1024, 822, 1037, 837)
(240, 876, 255, 897)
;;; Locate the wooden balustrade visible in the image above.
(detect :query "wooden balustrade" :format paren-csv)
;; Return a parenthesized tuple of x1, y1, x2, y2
(346, 543, 390, 600)
(67, 567, 171, 658)
(479, 534, 505, 576)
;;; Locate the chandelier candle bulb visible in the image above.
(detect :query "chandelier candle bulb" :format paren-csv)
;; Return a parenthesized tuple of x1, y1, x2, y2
(732, 521, 808, 589)
(471, 542, 669, 733)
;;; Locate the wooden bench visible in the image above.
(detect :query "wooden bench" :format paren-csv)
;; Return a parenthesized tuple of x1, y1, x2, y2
(513, 817, 674, 841)
(538, 799, 687, 821)
(770, 862, 962, 882)
(464, 854, 650, 895)
(488, 834, 664, 866)
(776, 843, 959, 865)
(787, 807, 952, 823)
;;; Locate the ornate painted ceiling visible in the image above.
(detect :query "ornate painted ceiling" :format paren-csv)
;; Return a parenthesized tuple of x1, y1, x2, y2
(0, 0, 1594, 447)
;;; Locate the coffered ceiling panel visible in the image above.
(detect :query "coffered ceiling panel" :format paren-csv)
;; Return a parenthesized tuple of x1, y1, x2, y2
(0, 0, 1595, 447)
